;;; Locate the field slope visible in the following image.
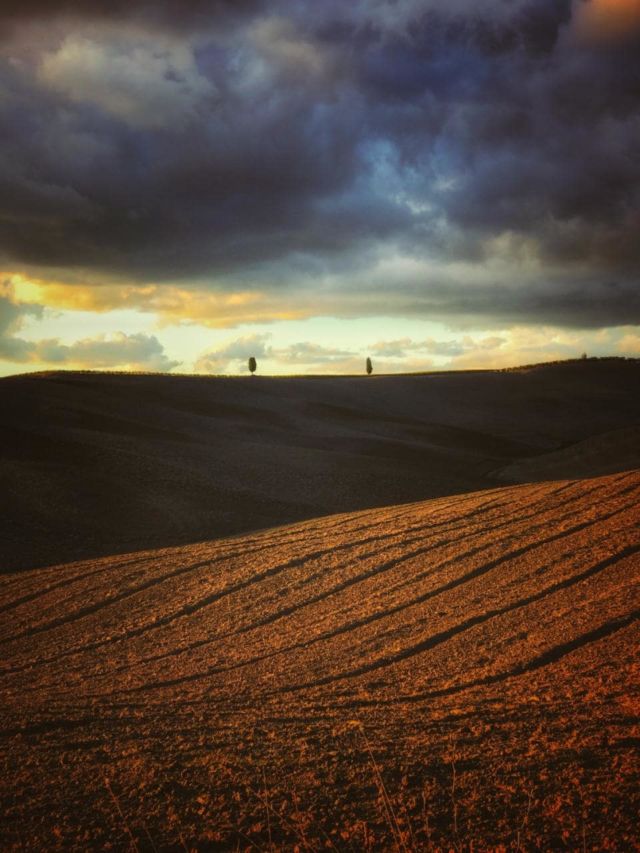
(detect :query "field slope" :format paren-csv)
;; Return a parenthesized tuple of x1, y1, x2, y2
(2, 358, 640, 571)
(1, 470, 639, 850)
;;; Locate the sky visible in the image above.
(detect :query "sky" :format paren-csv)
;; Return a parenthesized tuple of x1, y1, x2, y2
(1, 0, 639, 376)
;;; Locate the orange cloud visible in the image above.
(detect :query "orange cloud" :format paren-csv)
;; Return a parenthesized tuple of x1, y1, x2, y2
(149, 288, 308, 328)
(8, 274, 311, 328)
(575, 0, 640, 42)
(617, 332, 640, 354)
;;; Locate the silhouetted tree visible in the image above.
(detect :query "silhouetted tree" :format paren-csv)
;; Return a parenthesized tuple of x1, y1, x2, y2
(581, 352, 588, 360)
(366, 357, 373, 375)
(248, 356, 257, 375)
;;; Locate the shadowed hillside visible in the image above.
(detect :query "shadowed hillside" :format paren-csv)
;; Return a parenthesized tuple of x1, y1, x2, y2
(1, 471, 638, 849)
(2, 359, 639, 572)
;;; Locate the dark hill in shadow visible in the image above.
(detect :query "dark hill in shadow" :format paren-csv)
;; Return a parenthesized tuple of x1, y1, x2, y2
(2, 358, 639, 571)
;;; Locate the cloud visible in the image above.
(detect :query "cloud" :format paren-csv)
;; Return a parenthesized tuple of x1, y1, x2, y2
(617, 331, 640, 355)
(5, 329, 179, 371)
(194, 335, 356, 373)
(366, 326, 640, 371)
(574, 0, 640, 44)
(0, 278, 41, 333)
(16, 280, 313, 327)
(30, 332, 180, 370)
(0, 0, 638, 333)
(39, 34, 215, 129)
(0, 282, 178, 369)
(369, 338, 414, 358)
(250, 17, 336, 84)
(194, 333, 271, 373)
(370, 337, 462, 358)
(0, 1, 264, 34)
(273, 341, 355, 364)
(190, 324, 640, 375)
(370, 335, 506, 360)
(0, 278, 43, 359)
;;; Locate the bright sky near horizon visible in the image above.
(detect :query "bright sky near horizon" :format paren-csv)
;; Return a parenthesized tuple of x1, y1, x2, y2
(1, 0, 639, 375)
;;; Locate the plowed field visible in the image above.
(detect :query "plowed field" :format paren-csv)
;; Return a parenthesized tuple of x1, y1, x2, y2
(1, 470, 639, 850)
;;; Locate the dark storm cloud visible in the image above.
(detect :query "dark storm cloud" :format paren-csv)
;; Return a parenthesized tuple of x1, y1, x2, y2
(385, 276, 640, 330)
(0, 1, 265, 33)
(0, 0, 638, 327)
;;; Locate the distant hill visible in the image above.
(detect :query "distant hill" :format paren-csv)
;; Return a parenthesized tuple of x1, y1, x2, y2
(2, 358, 639, 571)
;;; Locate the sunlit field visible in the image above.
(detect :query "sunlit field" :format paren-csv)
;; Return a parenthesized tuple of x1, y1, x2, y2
(2, 467, 638, 850)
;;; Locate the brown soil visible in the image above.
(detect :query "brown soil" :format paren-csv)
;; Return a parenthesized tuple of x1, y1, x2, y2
(1, 470, 638, 851)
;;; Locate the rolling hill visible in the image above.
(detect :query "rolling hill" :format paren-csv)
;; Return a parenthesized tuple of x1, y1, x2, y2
(2, 358, 639, 572)
(1, 470, 638, 850)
